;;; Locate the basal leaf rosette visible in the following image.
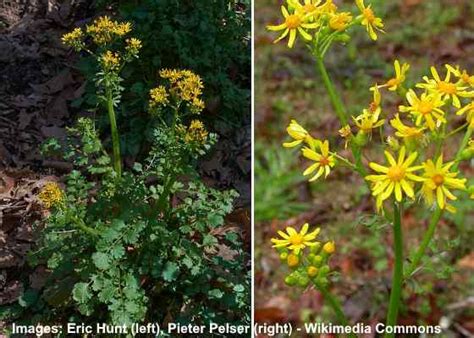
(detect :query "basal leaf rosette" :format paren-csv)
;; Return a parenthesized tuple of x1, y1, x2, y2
(271, 223, 336, 288)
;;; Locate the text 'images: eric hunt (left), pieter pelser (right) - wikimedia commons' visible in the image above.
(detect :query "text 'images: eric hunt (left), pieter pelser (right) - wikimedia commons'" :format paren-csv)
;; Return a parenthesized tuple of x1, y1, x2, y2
(1, 0, 474, 337)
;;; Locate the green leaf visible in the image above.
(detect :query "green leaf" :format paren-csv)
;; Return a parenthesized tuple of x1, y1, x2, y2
(18, 289, 39, 308)
(92, 252, 110, 270)
(162, 262, 179, 282)
(208, 289, 224, 299)
(72, 283, 92, 304)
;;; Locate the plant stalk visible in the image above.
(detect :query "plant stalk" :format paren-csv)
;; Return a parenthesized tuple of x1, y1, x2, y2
(317, 283, 356, 338)
(106, 87, 122, 177)
(404, 207, 442, 278)
(385, 202, 403, 337)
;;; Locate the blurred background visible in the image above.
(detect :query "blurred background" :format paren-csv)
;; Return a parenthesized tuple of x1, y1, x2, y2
(254, 0, 474, 336)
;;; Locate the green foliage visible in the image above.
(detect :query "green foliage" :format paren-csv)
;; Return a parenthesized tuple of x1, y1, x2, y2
(255, 142, 310, 221)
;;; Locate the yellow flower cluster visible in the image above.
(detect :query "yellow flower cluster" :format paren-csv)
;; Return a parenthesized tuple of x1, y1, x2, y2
(86, 16, 131, 45)
(100, 51, 121, 71)
(149, 86, 169, 108)
(38, 182, 63, 209)
(125, 38, 142, 56)
(267, 0, 384, 49)
(154, 69, 205, 114)
(179, 120, 209, 145)
(61, 27, 84, 51)
(283, 62, 472, 213)
(271, 223, 335, 288)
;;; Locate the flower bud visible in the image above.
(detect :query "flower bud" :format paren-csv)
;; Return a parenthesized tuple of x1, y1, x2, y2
(285, 274, 297, 286)
(307, 266, 318, 278)
(354, 131, 368, 147)
(297, 276, 310, 288)
(313, 255, 323, 267)
(279, 252, 288, 261)
(323, 241, 336, 254)
(318, 265, 330, 278)
(287, 254, 299, 268)
(309, 242, 322, 254)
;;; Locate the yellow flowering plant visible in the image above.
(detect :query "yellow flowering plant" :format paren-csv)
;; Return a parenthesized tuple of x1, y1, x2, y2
(268, 0, 473, 334)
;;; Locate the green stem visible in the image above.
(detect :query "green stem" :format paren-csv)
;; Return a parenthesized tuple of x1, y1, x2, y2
(454, 128, 472, 171)
(404, 208, 443, 278)
(106, 87, 122, 177)
(385, 202, 404, 337)
(446, 123, 468, 138)
(317, 283, 356, 338)
(315, 56, 348, 125)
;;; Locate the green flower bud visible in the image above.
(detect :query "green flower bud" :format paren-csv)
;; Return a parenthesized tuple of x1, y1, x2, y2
(285, 274, 297, 286)
(309, 242, 321, 254)
(279, 252, 289, 261)
(354, 131, 368, 147)
(313, 255, 323, 267)
(297, 276, 310, 288)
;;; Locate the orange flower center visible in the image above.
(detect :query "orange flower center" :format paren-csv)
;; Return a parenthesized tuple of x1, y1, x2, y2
(287, 254, 300, 267)
(418, 100, 433, 115)
(363, 8, 375, 23)
(461, 72, 471, 84)
(285, 15, 301, 29)
(319, 157, 330, 166)
(432, 174, 444, 186)
(437, 81, 457, 95)
(387, 165, 405, 182)
(289, 234, 304, 245)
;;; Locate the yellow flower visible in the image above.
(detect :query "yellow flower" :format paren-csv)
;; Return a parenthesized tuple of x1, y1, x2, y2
(366, 147, 424, 209)
(319, 0, 338, 14)
(353, 108, 385, 134)
(271, 223, 321, 254)
(307, 266, 319, 277)
(86, 16, 132, 45)
(61, 28, 84, 50)
(369, 85, 382, 112)
(417, 66, 474, 108)
(183, 120, 209, 145)
(149, 86, 169, 107)
(267, 6, 319, 48)
(379, 60, 410, 91)
(100, 51, 121, 71)
(301, 140, 336, 181)
(399, 89, 446, 130)
(329, 12, 353, 31)
(39, 182, 63, 208)
(421, 156, 467, 212)
(355, 0, 384, 41)
(159, 69, 205, 113)
(287, 254, 300, 267)
(390, 114, 425, 139)
(322, 241, 335, 254)
(338, 124, 352, 149)
(289, 0, 322, 20)
(125, 38, 142, 56)
(446, 65, 474, 87)
(283, 120, 313, 148)
(456, 102, 474, 129)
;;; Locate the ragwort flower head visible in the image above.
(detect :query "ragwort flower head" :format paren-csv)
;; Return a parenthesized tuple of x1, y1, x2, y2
(183, 120, 209, 145)
(271, 223, 320, 254)
(267, 5, 319, 48)
(366, 147, 424, 210)
(390, 114, 425, 140)
(329, 12, 353, 32)
(125, 38, 142, 56)
(86, 16, 132, 45)
(399, 89, 446, 131)
(355, 0, 384, 41)
(302, 140, 335, 181)
(61, 27, 84, 51)
(446, 65, 474, 88)
(417, 65, 474, 108)
(149, 86, 169, 109)
(283, 119, 314, 148)
(39, 182, 63, 209)
(353, 107, 385, 134)
(457, 102, 474, 129)
(378, 60, 410, 91)
(421, 156, 466, 212)
(160, 69, 205, 113)
(100, 51, 121, 71)
(289, 0, 321, 19)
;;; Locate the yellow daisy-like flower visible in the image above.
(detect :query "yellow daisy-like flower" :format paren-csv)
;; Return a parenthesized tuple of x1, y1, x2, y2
(366, 147, 424, 209)
(456, 102, 474, 129)
(390, 114, 425, 139)
(417, 66, 474, 108)
(125, 38, 142, 56)
(267, 6, 319, 48)
(378, 60, 410, 91)
(329, 12, 353, 32)
(283, 119, 314, 148)
(183, 120, 209, 145)
(446, 65, 474, 88)
(355, 0, 384, 41)
(421, 156, 467, 212)
(353, 108, 385, 134)
(289, 0, 322, 19)
(319, 0, 338, 14)
(399, 89, 446, 131)
(61, 28, 84, 50)
(271, 223, 321, 254)
(39, 182, 63, 209)
(301, 140, 336, 181)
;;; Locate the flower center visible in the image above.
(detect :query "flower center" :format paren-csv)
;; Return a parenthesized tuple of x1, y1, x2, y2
(438, 81, 457, 95)
(285, 15, 301, 29)
(363, 8, 375, 22)
(387, 165, 405, 182)
(418, 100, 433, 115)
(319, 157, 330, 166)
(432, 174, 444, 186)
(303, 4, 317, 13)
(289, 234, 304, 245)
